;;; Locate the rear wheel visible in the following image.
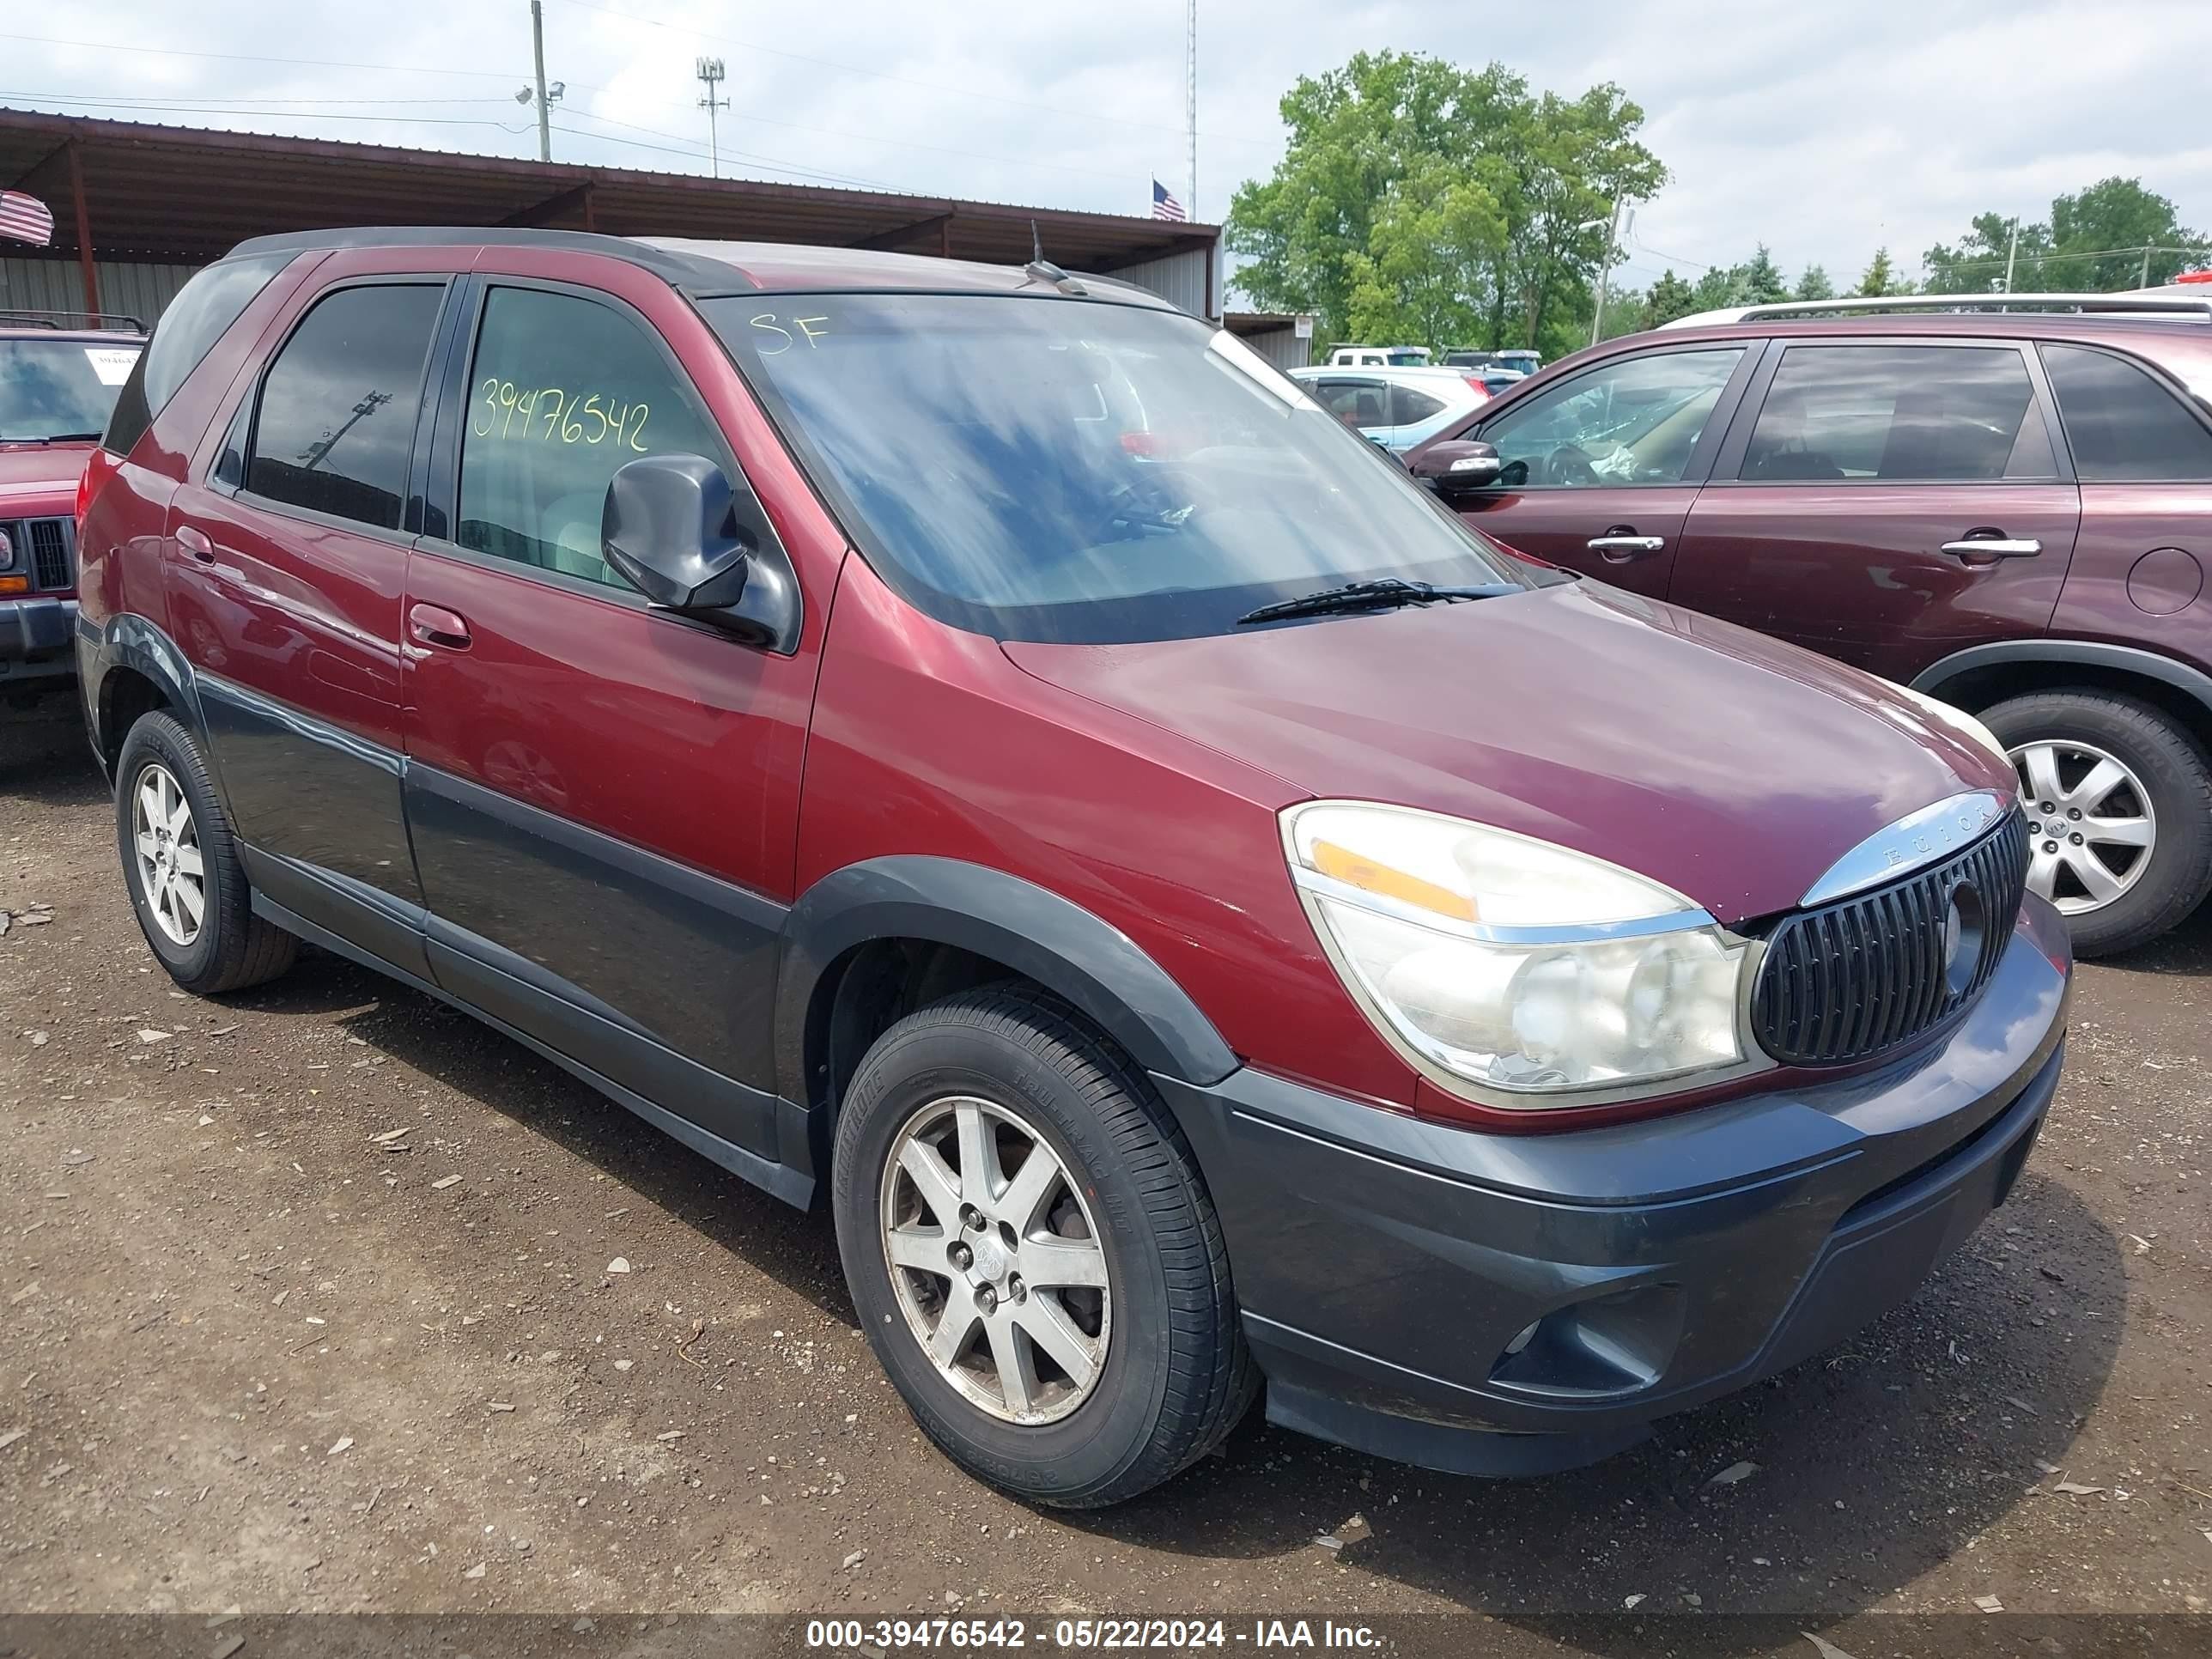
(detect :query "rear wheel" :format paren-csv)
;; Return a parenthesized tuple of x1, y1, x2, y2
(1981, 690, 2212, 957)
(831, 988, 1253, 1507)
(115, 712, 296, 994)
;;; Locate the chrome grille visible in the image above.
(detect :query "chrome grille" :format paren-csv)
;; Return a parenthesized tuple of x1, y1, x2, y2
(1752, 810, 2029, 1066)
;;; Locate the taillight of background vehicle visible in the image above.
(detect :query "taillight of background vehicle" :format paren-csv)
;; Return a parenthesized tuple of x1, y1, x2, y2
(1462, 376, 1492, 401)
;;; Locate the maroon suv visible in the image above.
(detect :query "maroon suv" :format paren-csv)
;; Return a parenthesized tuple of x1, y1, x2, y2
(0, 313, 143, 702)
(1409, 297, 2212, 956)
(75, 229, 2069, 1506)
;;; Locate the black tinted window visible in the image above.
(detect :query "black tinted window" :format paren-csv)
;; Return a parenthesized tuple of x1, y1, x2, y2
(247, 284, 443, 531)
(2043, 344, 2212, 482)
(1744, 345, 2048, 482)
(1393, 385, 1446, 424)
(104, 252, 290, 458)
(455, 286, 725, 587)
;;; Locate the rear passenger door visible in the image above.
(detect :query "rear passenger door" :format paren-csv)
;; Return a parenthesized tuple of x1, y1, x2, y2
(1447, 344, 1754, 599)
(400, 275, 817, 1169)
(165, 272, 453, 974)
(1671, 340, 2081, 680)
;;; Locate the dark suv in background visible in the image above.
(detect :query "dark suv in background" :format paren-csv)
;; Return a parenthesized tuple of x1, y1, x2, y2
(1, 311, 143, 704)
(1411, 294, 2212, 955)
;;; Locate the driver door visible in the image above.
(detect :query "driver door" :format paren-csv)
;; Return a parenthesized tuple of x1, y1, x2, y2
(1443, 343, 1759, 598)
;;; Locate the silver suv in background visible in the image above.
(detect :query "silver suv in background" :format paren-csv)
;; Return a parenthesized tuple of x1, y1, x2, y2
(1292, 363, 1492, 452)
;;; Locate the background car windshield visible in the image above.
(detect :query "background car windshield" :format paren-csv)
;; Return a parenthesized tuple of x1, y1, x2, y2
(706, 295, 1528, 643)
(0, 338, 140, 441)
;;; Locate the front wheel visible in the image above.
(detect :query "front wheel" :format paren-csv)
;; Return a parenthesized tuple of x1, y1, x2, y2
(1981, 689, 2212, 957)
(831, 988, 1253, 1507)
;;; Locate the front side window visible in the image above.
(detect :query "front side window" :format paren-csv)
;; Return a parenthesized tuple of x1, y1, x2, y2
(705, 295, 1531, 644)
(1741, 344, 2053, 483)
(1480, 348, 1743, 488)
(0, 338, 140, 442)
(2042, 343, 2212, 482)
(455, 286, 725, 588)
(1315, 378, 1387, 427)
(246, 283, 444, 531)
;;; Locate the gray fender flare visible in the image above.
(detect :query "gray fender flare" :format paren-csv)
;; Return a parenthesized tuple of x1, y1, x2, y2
(774, 855, 1238, 1107)
(1911, 640, 2212, 719)
(92, 613, 209, 750)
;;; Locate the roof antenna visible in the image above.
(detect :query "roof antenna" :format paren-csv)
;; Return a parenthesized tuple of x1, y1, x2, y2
(1023, 218, 1087, 295)
(1030, 219, 1042, 264)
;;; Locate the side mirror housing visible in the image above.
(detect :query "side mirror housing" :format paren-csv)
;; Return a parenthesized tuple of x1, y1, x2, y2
(602, 453, 751, 611)
(1410, 440, 1503, 495)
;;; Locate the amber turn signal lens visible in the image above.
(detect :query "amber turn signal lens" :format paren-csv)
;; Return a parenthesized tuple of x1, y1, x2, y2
(1310, 838, 1479, 922)
(0, 574, 30, 595)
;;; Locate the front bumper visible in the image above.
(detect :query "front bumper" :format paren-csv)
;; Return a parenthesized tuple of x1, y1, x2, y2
(1155, 894, 2071, 1477)
(0, 596, 79, 689)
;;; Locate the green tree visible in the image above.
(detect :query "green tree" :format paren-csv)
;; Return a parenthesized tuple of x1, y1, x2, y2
(1226, 51, 1663, 351)
(1924, 179, 2207, 293)
(1689, 264, 1739, 311)
(1645, 269, 1698, 325)
(1793, 264, 1834, 301)
(1855, 246, 1911, 296)
(1737, 243, 1790, 305)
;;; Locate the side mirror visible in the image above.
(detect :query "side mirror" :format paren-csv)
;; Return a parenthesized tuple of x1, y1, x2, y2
(1409, 440, 1503, 495)
(602, 453, 751, 612)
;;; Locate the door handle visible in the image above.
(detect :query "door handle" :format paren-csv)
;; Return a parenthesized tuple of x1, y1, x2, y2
(174, 525, 216, 563)
(1940, 536, 2042, 561)
(1587, 533, 1666, 562)
(408, 602, 471, 650)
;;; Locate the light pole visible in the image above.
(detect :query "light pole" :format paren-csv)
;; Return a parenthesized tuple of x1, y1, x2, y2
(696, 58, 730, 179)
(1582, 202, 1622, 346)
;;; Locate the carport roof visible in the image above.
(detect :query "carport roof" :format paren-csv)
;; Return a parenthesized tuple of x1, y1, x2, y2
(0, 107, 1218, 273)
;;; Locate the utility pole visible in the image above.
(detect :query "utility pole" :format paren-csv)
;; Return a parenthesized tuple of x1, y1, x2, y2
(1184, 0, 1197, 222)
(2142, 245, 2154, 289)
(696, 58, 729, 179)
(529, 0, 552, 162)
(2002, 216, 2019, 294)
(1589, 198, 1623, 347)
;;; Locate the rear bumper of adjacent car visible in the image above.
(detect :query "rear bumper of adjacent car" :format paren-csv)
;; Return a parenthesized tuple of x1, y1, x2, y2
(1154, 892, 2071, 1477)
(0, 596, 79, 688)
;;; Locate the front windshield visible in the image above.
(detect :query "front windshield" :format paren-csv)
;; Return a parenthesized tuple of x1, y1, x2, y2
(0, 338, 141, 442)
(704, 294, 1534, 643)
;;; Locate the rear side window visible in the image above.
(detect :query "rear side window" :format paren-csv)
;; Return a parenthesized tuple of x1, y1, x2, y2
(246, 283, 444, 532)
(453, 285, 724, 588)
(1741, 345, 2052, 482)
(1392, 385, 1446, 424)
(102, 252, 291, 458)
(1315, 379, 1386, 427)
(2042, 343, 2212, 482)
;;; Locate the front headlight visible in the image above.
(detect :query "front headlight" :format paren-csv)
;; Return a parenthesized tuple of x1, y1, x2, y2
(1282, 802, 1758, 1107)
(1889, 682, 2008, 769)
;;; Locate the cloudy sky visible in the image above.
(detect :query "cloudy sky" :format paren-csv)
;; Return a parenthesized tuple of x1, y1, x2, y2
(7, 0, 2209, 295)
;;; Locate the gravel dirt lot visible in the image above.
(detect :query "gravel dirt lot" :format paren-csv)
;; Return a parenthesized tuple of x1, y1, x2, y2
(3, 703, 2208, 1645)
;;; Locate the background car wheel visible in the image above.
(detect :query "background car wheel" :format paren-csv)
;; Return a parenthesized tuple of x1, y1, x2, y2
(831, 987, 1254, 1508)
(114, 711, 296, 994)
(1980, 689, 2212, 957)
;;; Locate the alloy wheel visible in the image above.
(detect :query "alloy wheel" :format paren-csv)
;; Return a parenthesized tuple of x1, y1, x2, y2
(131, 761, 206, 946)
(878, 1094, 1111, 1425)
(2010, 738, 2156, 915)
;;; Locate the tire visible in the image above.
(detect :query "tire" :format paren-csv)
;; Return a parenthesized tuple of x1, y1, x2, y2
(114, 710, 297, 994)
(831, 987, 1255, 1508)
(1980, 689, 2212, 957)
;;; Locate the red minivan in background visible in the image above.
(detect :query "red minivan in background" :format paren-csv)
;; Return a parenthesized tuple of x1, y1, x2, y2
(73, 229, 2069, 1506)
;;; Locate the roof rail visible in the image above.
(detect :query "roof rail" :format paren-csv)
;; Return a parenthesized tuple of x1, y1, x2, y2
(1659, 293, 2212, 330)
(0, 307, 147, 333)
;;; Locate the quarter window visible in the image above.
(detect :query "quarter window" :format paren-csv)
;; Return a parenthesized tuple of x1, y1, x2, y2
(454, 286, 723, 588)
(1741, 344, 2052, 483)
(246, 283, 444, 531)
(1481, 348, 1743, 487)
(1392, 385, 1447, 425)
(104, 251, 292, 458)
(2041, 343, 2212, 482)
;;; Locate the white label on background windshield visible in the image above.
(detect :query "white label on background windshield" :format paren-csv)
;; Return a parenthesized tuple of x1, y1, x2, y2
(83, 348, 138, 386)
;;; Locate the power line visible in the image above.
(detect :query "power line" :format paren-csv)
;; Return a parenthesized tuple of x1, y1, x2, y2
(0, 28, 592, 89)
(545, 0, 1279, 149)
(549, 113, 899, 191)
(0, 93, 532, 133)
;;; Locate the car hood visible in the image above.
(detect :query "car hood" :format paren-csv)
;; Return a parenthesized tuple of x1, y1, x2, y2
(0, 441, 93, 514)
(1001, 579, 2015, 925)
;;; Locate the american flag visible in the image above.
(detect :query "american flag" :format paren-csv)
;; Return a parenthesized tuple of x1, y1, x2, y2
(0, 190, 54, 247)
(1152, 179, 1187, 222)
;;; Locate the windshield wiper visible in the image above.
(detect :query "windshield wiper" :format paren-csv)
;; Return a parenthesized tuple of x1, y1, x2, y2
(1236, 577, 1515, 626)
(0, 431, 102, 445)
